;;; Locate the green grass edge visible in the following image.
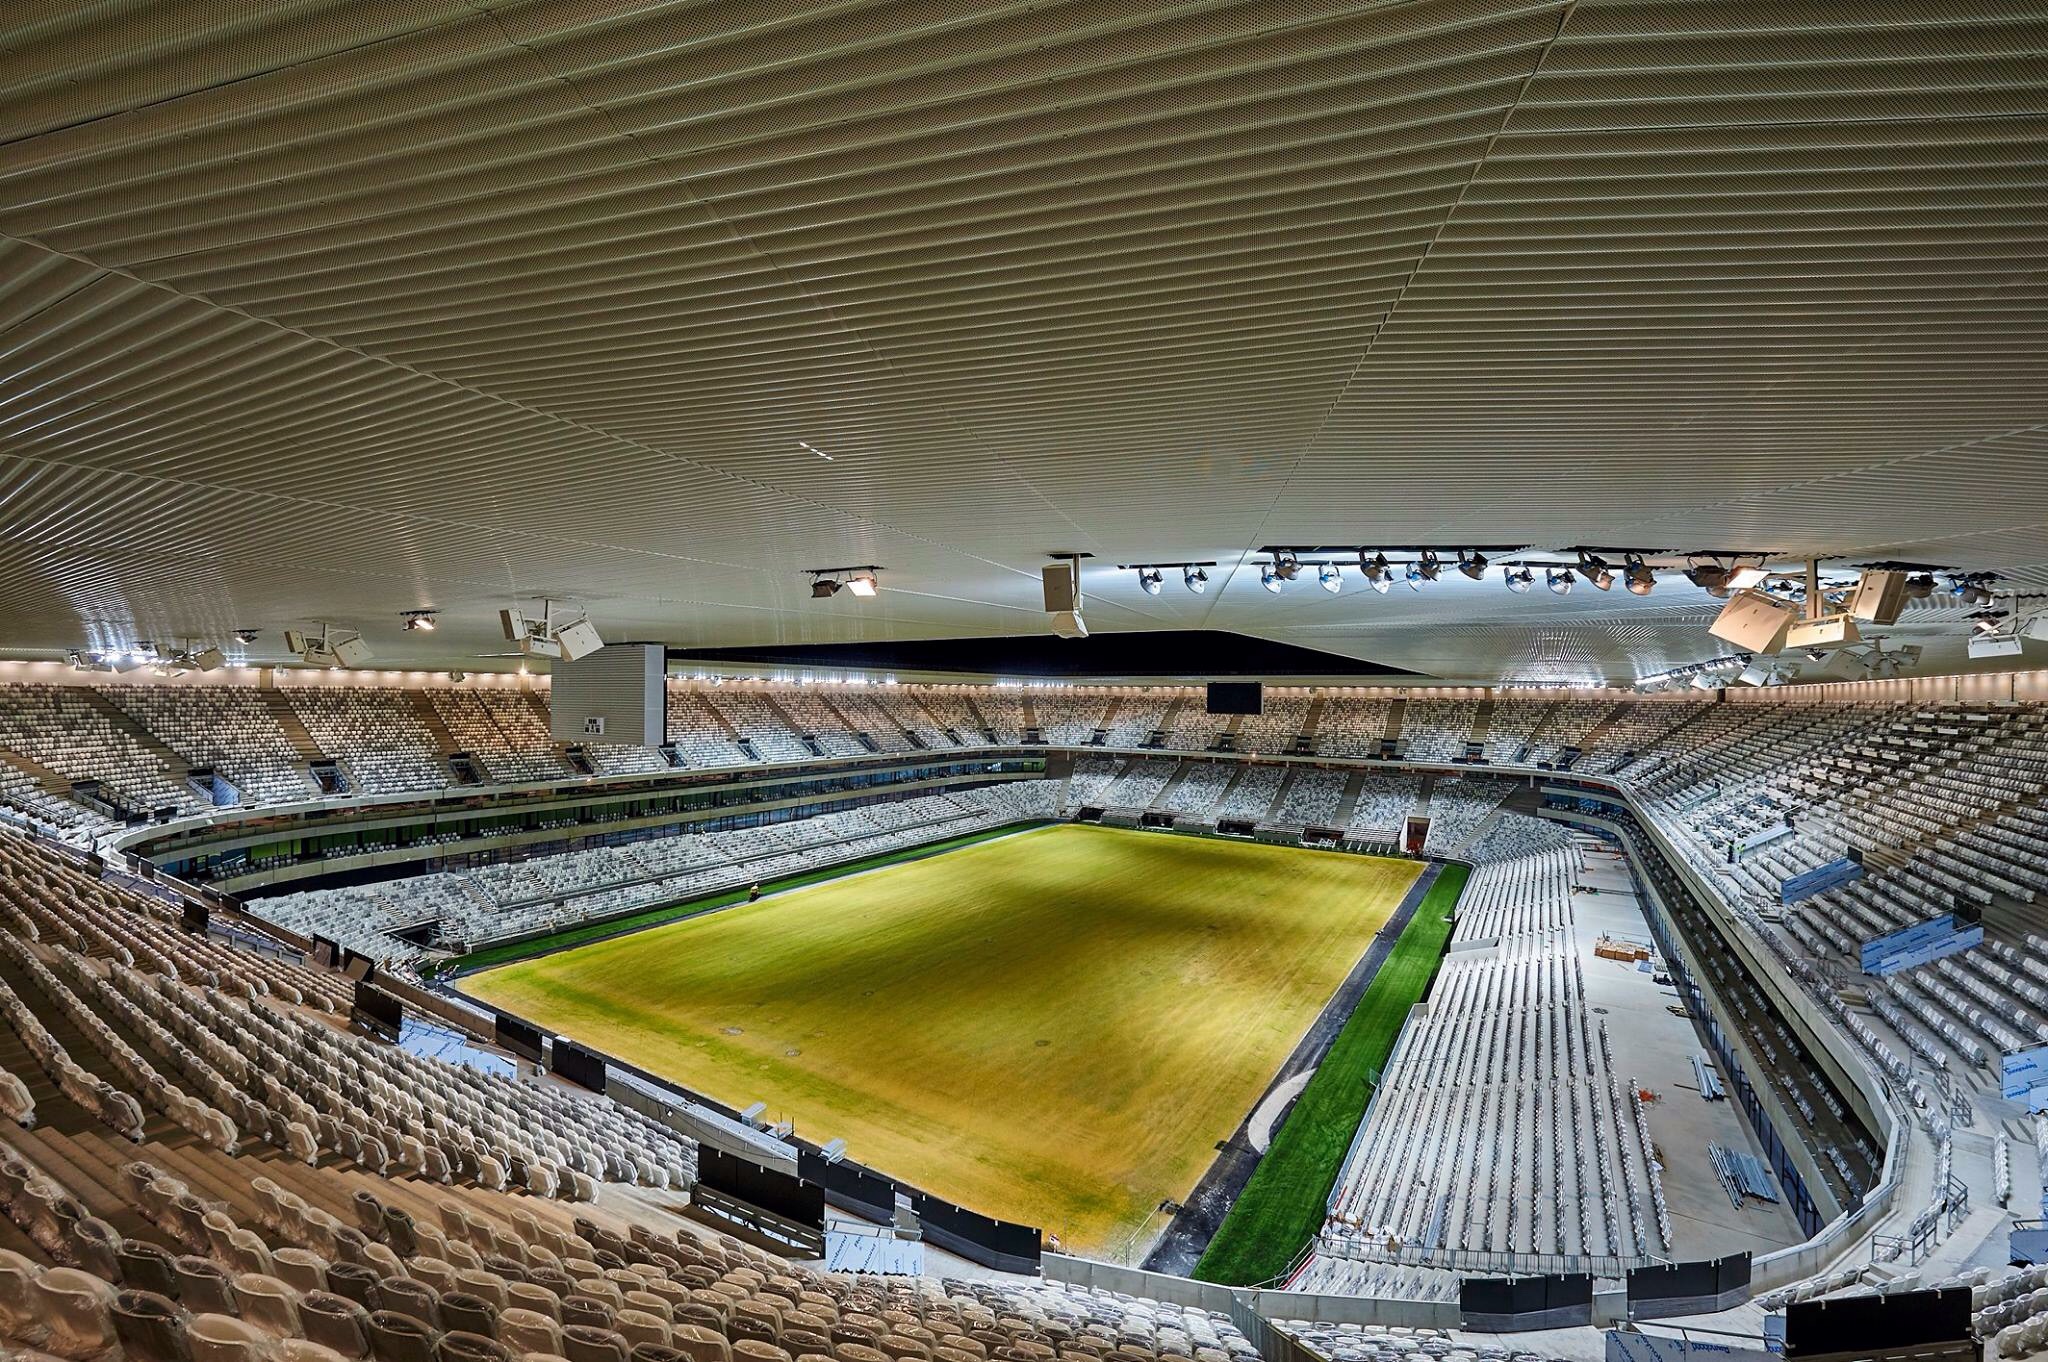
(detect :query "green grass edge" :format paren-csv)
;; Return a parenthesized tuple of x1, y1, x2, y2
(436, 820, 1051, 976)
(1191, 860, 1472, 1287)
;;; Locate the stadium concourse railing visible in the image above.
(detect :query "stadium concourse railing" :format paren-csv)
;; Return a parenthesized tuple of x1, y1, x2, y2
(63, 740, 1903, 1310)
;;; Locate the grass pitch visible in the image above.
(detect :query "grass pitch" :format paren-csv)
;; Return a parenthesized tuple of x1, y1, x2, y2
(464, 823, 1418, 1256)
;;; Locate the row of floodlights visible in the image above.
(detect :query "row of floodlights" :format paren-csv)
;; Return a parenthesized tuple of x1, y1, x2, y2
(65, 601, 607, 673)
(1202, 550, 1675, 597)
(1129, 551, 1990, 605)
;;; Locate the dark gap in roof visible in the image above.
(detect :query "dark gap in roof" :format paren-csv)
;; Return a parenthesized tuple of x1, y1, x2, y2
(668, 630, 1418, 679)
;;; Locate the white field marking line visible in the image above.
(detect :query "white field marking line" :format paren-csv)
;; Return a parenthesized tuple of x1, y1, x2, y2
(1248, 1068, 1317, 1154)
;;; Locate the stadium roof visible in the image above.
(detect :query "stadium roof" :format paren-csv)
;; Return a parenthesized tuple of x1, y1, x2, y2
(2, 1, 2045, 683)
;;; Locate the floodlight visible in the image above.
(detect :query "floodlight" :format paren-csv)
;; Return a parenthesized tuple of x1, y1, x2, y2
(1686, 563, 1731, 596)
(1728, 566, 1770, 591)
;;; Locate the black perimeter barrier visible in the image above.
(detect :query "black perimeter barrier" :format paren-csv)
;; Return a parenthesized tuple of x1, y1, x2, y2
(310, 934, 341, 968)
(1784, 1286, 1974, 1358)
(796, 1146, 897, 1225)
(1459, 1274, 1593, 1332)
(911, 1192, 1042, 1274)
(179, 896, 209, 933)
(340, 950, 376, 982)
(350, 981, 404, 1042)
(549, 1038, 608, 1093)
(1626, 1252, 1752, 1320)
(699, 1147, 826, 1231)
(493, 1013, 545, 1064)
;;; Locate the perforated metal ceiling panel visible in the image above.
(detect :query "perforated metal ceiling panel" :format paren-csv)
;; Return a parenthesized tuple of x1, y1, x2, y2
(0, 1, 2043, 682)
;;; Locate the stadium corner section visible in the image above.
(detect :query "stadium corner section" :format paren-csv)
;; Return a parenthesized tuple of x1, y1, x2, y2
(430, 820, 1053, 977)
(1190, 861, 1471, 1288)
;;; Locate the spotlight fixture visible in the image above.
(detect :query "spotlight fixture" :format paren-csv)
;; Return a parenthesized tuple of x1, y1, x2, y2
(1547, 567, 1576, 596)
(1404, 561, 1426, 590)
(1457, 551, 1489, 581)
(1904, 573, 1937, 601)
(231, 628, 259, 645)
(1368, 564, 1393, 595)
(402, 610, 437, 632)
(808, 566, 882, 599)
(1261, 563, 1284, 593)
(1686, 562, 1732, 597)
(1274, 551, 1302, 581)
(1504, 566, 1535, 593)
(1968, 610, 2008, 636)
(1416, 550, 1442, 583)
(1623, 556, 1656, 596)
(1318, 563, 1342, 594)
(1122, 561, 1214, 597)
(1949, 573, 1998, 607)
(1577, 554, 1614, 592)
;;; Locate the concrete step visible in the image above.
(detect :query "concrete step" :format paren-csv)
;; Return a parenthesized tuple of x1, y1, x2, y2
(256, 687, 328, 761)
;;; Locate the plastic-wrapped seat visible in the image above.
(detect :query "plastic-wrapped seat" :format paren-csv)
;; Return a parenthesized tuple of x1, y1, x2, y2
(562, 1296, 617, 1331)
(438, 1291, 499, 1339)
(189, 1313, 270, 1362)
(369, 1309, 443, 1362)
(232, 1271, 303, 1336)
(326, 1261, 382, 1309)
(616, 1309, 671, 1349)
(173, 1256, 237, 1317)
(437, 1330, 513, 1362)
(379, 1275, 443, 1326)
(564, 1326, 633, 1362)
(274, 1248, 331, 1296)
(111, 1288, 189, 1362)
(37, 1267, 120, 1360)
(499, 1306, 566, 1357)
(118, 1241, 179, 1297)
(69, 1215, 122, 1282)
(301, 1290, 375, 1359)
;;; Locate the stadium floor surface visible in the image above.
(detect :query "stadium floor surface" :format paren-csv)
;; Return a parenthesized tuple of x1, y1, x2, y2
(463, 823, 1418, 1257)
